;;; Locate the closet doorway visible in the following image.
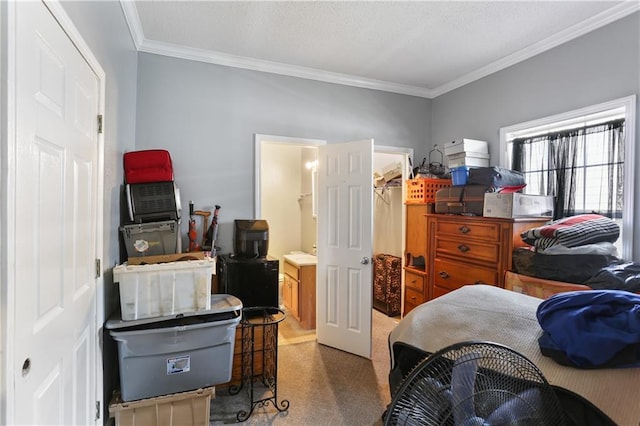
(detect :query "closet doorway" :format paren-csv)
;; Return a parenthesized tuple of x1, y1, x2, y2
(255, 134, 411, 344)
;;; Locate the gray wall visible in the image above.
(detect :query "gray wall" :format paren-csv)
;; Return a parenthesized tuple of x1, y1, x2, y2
(432, 12, 640, 260)
(135, 53, 431, 253)
(59, 2, 138, 421)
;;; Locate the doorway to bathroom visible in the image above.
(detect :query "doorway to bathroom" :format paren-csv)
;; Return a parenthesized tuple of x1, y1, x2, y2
(255, 134, 411, 347)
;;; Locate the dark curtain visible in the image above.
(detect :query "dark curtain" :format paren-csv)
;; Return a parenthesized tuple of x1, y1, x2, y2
(512, 119, 624, 220)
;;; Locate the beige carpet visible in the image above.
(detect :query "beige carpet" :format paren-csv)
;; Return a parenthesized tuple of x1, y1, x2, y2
(277, 309, 317, 346)
(210, 309, 400, 425)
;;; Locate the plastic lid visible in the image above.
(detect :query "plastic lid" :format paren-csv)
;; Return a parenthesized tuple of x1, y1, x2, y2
(105, 294, 242, 329)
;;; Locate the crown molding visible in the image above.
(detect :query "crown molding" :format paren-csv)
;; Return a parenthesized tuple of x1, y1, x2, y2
(138, 39, 434, 98)
(430, 1, 640, 98)
(123, 1, 638, 99)
(120, 0, 144, 50)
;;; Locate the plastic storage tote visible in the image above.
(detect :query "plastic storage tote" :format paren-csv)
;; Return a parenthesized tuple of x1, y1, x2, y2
(109, 387, 214, 426)
(114, 258, 215, 321)
(120, 220, 180, 258)
(106, 294, 242, 402)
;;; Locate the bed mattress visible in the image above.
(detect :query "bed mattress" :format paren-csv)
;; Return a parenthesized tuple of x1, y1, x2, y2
(388, 285, 640, 425)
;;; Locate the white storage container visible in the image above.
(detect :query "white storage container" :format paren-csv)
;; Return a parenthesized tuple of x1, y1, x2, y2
(447, 152, 490, 168)
(114, 258, 215, 321)
(444, 138, 489, 156)
(483, 193, 554, 218)
(106, 294, 242, 402)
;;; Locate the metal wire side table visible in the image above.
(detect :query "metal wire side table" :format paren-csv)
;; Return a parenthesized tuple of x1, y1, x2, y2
(228, 306, 289, 422)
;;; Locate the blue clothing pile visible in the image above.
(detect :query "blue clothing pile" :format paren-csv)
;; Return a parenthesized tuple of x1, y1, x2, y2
(537, 290, 640, 368)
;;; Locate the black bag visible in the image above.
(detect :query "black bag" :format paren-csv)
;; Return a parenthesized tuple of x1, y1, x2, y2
(467, 166, 525, 188)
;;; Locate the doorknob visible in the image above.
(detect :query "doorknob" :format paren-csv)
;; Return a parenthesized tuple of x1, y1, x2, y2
(360, 257, 370, 265)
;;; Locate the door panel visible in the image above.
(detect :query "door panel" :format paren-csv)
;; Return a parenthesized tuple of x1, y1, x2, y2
(13, 2, 99, 423)
(317, 139, 373, 359)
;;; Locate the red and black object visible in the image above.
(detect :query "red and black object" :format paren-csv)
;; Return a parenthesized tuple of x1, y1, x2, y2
(203, 204, 221, 250)
(123, 149, 174, 184)
(188, 201, 200, 252)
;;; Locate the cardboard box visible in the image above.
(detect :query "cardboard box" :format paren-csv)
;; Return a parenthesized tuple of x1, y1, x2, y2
(483, 193, 553, 218)
(446, 151, 490, 168)
(504, 271, 590, 299)
(127, 252, 205, 265)
(443, 138, 489, 156)
(114, 258, 215, 321)
(381, 161, 403, 183)
(109, 387, 214, 426)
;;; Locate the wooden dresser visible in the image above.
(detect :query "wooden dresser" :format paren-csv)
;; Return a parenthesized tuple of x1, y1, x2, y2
(426, 214, 549, 300)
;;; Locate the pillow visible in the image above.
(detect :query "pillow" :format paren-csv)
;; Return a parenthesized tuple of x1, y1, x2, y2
(521, 214, 619, 250)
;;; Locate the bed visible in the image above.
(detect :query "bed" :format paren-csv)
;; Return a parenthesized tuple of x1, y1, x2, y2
(388, 285, 640, 425)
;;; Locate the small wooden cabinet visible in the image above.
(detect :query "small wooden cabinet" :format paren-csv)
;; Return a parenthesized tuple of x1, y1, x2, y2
(403, 267, 427, 314)
(426, 214, 549, 299)
(403, 203, 430, 315)
(283, 259, 316, 330)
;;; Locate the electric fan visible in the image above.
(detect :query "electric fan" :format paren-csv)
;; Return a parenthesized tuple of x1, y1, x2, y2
(384, 341, 565, 426)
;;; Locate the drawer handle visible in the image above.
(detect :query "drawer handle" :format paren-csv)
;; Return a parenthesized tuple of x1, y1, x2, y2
(474, 280, 487, 285)
(458, 244, 470, 253)
(459, 225, 471, 234)
(439, 271, 449, 279)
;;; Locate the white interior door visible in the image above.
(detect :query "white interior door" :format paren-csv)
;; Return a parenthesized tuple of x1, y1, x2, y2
(12, 2, 100, 424)
(316, 139, 373, 358)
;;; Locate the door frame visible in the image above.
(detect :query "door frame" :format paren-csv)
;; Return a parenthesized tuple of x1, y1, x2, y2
(254, 134, 327, 218)
(1, 1, 106, 423)
(254, 136, 412, 328)
(371, 145, 413, 316)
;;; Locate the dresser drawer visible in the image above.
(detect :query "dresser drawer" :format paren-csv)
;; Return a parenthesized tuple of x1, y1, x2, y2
(404, 269, 425, 292)
(404, 287, 425, 313)
(283, 261, 299, 280)
(435, 237, 499, 264)
(432, 258, 497, 291)
(435, 220, 500, 241)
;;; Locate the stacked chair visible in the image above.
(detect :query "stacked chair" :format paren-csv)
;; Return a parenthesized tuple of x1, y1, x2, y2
(120, 149, 182, 258)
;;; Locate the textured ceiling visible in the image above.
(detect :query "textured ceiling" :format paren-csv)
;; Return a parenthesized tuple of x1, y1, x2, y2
(125, 1, 638, 98)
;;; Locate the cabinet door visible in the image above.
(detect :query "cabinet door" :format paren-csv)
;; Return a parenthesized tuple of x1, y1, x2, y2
(291, 277, 299, 320)
(405, 204, 428, 269)
(283, 274, 293, 313)
(282, 275, 300, 321)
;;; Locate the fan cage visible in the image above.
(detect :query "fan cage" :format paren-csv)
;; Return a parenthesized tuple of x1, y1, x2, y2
(385, 341, 565, 426)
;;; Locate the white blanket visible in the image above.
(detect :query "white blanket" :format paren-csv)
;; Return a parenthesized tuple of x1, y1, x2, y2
(389, 285, 640, 425)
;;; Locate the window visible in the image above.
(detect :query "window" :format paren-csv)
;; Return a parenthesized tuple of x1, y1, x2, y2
(500, 96, 636, 260)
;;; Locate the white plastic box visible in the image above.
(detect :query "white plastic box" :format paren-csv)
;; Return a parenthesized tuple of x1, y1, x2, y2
(106, 294, 242, 402)
(483, 193, 554, 218)
(444, 138, 489, 156)
(447, 151, 490, 168)
(114, 258, 215, 321)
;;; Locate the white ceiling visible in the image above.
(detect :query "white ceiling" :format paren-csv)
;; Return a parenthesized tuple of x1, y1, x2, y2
(122, 1, 639, 98)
